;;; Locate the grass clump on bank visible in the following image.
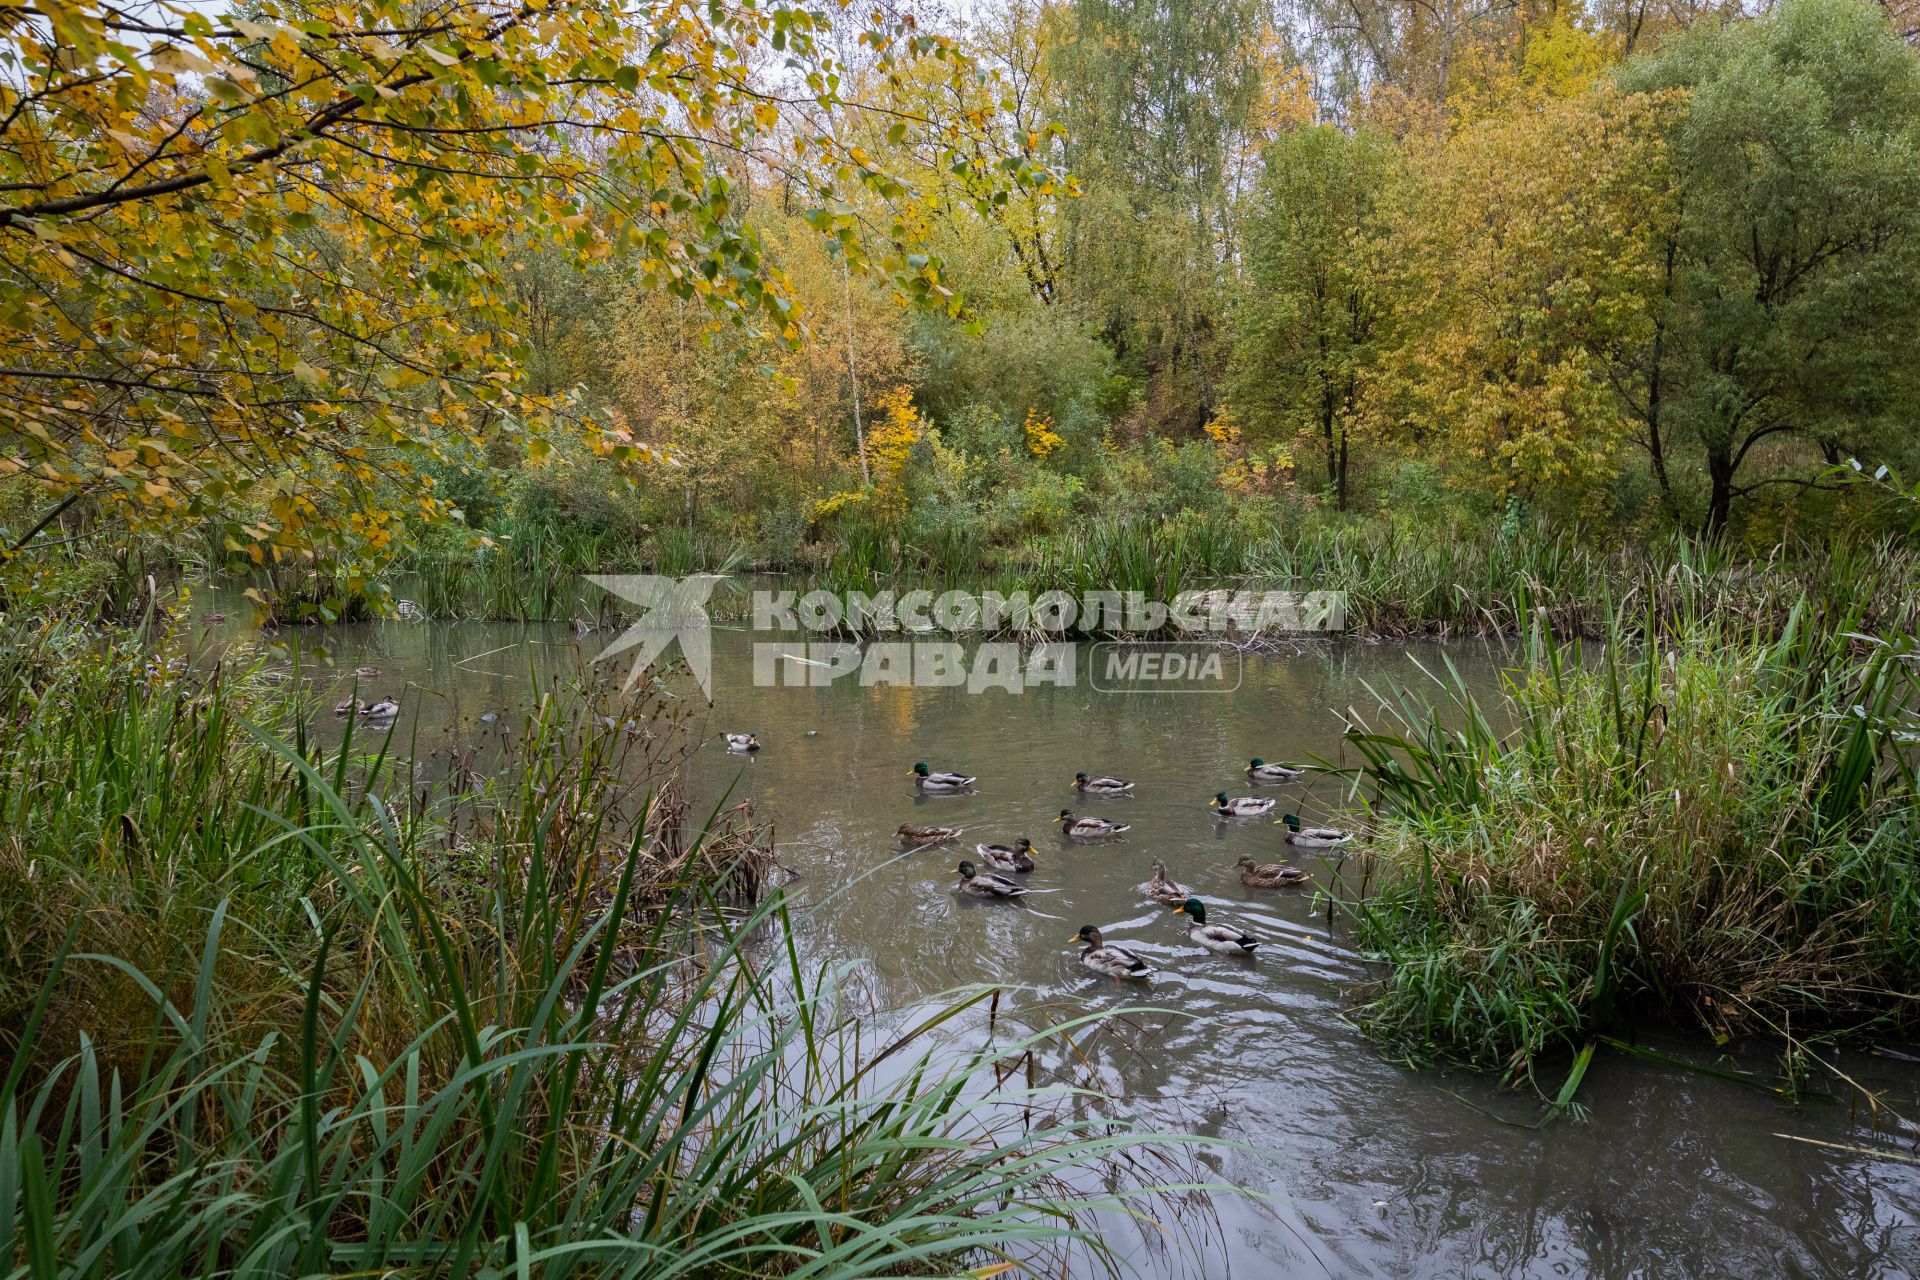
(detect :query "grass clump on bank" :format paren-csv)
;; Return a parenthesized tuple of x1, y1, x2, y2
(0, 623, 1192, 1277)
(1343, 590, 1920, 1084)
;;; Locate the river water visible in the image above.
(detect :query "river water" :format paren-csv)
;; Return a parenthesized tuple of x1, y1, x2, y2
(190, 600, 1920, 1279)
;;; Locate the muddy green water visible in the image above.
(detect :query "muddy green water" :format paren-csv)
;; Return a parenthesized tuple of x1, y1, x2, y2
(189, 600, 1920, 1279)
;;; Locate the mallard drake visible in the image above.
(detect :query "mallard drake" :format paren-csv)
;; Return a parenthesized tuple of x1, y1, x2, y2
(1072, 772, 1135, 794)
(363, 696, 400, 720)
(1071, 925, 1151, 979)
(1059, 809, 1130, 838)
(1170, 897, 1259, 955)
(1277, 812, 1353, 847)
(1236, 855, 1309, 888)
(956, 859, 1026, 898)
(1145, 859, 1190, 905)
(725, 732, 761, 752)
(897, 824, 961, 847)
(913, 762, 976, 791)
(1210, 792, 1274, 817)
(975, 838, 1036, 874)
(1246, 757, 1305, 783)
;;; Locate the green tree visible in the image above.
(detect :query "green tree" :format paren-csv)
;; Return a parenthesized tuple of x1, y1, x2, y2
(1230, 125, 1397, 509)
(1051, 0, 1273, 433)
(1618, 0, 1920, 532)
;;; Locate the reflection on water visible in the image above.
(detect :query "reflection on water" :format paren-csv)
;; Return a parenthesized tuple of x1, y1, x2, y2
(190, 603, 1920, 1279)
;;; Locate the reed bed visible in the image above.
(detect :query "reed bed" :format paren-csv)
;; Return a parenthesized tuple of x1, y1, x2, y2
(1339, 584, 1920, 1085)
(766, 521, 1920, 644)
(0, 623, 1197, 1277)
(17, 505, 1914, 643)
(395, 523, 749, 622)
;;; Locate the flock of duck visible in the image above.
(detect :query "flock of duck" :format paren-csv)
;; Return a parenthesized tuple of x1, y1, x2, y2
(324, 714, 1338, 983)
(890, 757, 1355, 980)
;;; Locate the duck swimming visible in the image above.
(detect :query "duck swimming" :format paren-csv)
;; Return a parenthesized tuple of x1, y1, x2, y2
(1210, 792, 1275, 817)
(1072, 925, 1152, 979)
(1278, 812, 1353, 847)
(975, 837, 1037, 874)
(897, 824, 961, 847)
(1059, 809, 1130, 839)
(725, 733, 761, 752)
(363, 696, 400, 720)
(1236, 855, 1309, 888)
(1144, 859, 1190, 905)
(1072, 772, 1136, 794)
(913, 762, 976, 791)
(956, 859, 1027, 898)
(1170, 897, 1259, 955)
(1246, 757, 1305, 783)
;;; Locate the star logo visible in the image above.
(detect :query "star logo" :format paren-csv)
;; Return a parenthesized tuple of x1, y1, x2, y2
(586, 574, 725, 695)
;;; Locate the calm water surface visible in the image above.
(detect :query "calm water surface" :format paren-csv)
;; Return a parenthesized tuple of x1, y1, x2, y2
(193, 601, 1920, 1279)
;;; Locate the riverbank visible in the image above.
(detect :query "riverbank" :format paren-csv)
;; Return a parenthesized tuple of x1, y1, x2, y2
(365, 521, 1920, 643)
(12, 514, 1919, 645)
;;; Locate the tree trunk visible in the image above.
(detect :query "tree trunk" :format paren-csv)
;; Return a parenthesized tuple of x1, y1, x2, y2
(841, 251, 868, 487)
(1336, 429, 1349, 512)
(1321, 378, 1340, 494)
(1643, 239, 1677, 513)
(1646, 329, 1671, 500)
(1704, 445, 1734, 536)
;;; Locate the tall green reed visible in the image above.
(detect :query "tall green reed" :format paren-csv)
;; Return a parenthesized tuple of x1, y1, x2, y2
(1339, 584, 1920, 1084)
(0, 625, 1205, 1278)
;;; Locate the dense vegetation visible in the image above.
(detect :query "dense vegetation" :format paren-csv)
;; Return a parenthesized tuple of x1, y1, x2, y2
(1, 0, 1918, 1266)
(1345, 551, 1920, 1082)
(0, 631, 1182, 1275)
(7, 0, 1920, 613)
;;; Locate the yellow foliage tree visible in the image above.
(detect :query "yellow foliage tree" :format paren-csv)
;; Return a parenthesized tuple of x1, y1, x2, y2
(1449, 10, 1624, 129)
(609, 213, 914, 540)
(1373, 85, 1684, 513)
(813, 385, 922, 524)
(0, 0, 1058, 571)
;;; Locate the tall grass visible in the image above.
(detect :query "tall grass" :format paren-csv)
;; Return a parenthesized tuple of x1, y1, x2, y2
(1340, 585, 1920, 1084)
(771, 519, 1919, 646)
(20, 497, 1912, 640)
(0, 623, 1197, 1277)
(396, 525, 750, 622)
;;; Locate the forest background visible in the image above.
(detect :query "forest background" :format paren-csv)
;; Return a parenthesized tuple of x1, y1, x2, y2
(5, 0, 1920, 618)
